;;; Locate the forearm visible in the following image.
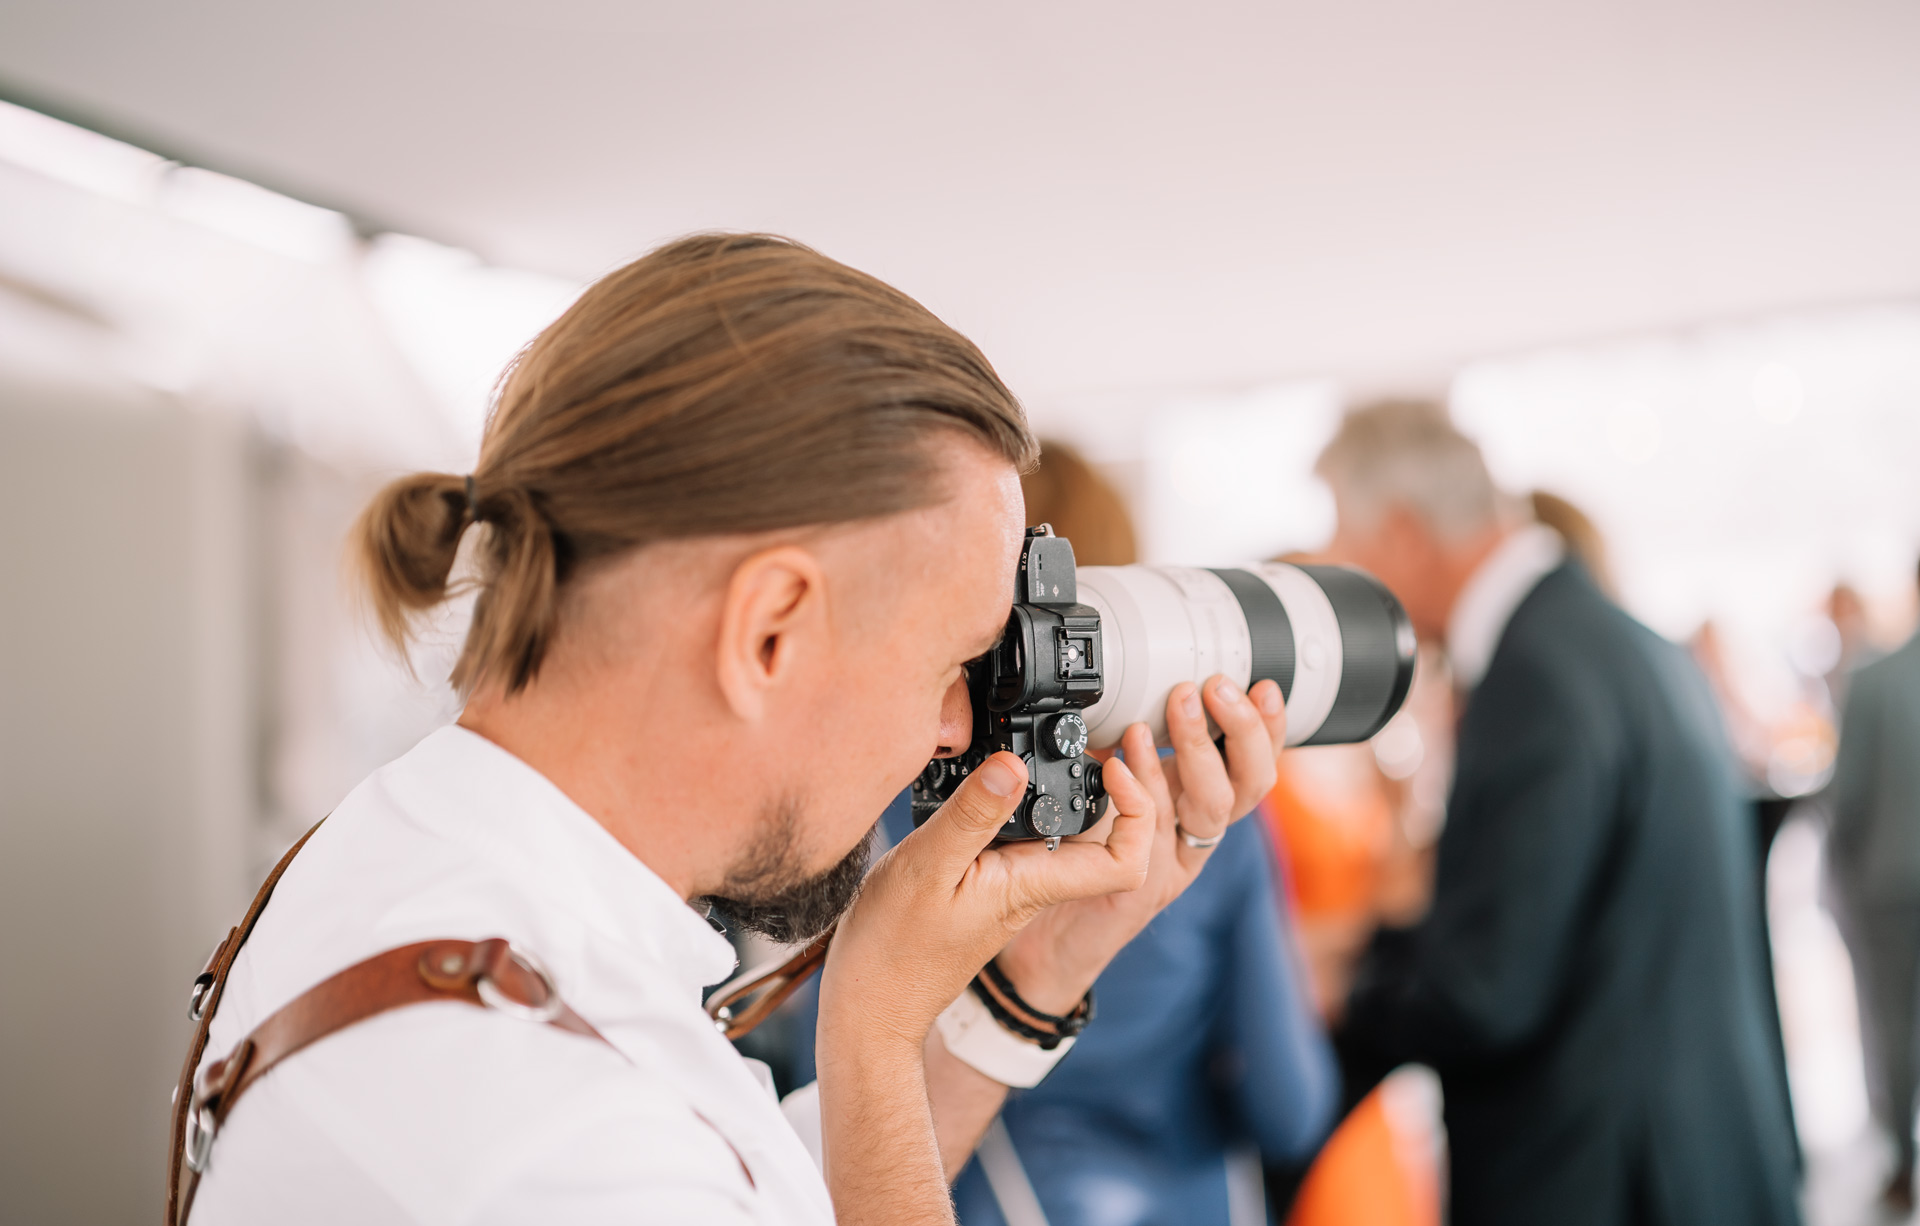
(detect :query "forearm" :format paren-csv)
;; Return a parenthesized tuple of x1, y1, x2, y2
(818, 1027, 954, 1226)
(924, 1027, 1010, 1181)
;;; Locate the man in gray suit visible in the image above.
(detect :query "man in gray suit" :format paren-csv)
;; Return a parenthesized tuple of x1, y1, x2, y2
(1828, 561, 1920, 1213)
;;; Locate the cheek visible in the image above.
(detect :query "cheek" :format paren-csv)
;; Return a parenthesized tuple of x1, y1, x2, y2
(797, 647, 948, 831)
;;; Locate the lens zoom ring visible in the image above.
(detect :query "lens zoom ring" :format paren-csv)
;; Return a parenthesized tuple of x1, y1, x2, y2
(1208, 569, 1296, 699)
(1297, 565, 1416, 745)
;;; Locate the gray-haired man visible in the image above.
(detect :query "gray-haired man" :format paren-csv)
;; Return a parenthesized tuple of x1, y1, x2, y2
(1321, 402, 1799, 1226)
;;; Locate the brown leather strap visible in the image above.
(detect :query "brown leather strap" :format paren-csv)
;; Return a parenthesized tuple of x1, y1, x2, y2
(174, 934, 611, 1222)
(165, 818, 776, 1222)
(167, 818, 326, 1225)
(703, 927, 834, 1040)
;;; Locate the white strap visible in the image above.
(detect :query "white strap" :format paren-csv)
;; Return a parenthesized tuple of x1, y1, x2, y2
(933, 986, 1075, 1088)
(977, 1117, 1051, 1226)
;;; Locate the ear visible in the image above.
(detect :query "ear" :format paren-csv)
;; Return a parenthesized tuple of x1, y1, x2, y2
(715, 545, 828, 722)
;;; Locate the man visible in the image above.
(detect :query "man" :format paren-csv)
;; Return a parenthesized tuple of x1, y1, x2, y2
(181, 234, 1291, 1224)
(1320, 401, 1800, 1226)
(1826, 562, 1920, 1212)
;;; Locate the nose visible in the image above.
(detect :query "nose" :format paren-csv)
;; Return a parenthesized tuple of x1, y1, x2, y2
(933, 674, 973, 759)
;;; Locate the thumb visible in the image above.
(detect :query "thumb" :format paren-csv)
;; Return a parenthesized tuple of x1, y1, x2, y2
(906, 752, 1028, 878)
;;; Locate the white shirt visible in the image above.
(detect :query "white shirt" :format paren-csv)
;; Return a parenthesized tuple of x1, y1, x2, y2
(1445, 523, 1565, 691)
(193, 726, 837, 1225)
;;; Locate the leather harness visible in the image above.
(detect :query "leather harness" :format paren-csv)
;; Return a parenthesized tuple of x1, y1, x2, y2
(164, 818, 822, 1224)
(163, 821, 609, 1224)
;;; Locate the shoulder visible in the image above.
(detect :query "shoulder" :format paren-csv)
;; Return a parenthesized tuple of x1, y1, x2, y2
(1491, 567, 1683, 707)
(1860, 637, 1920, 687)
(201, 1004, 758, 1224)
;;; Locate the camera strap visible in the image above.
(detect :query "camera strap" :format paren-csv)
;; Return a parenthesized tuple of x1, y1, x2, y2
(704, 929, 836, 1039)
(163, 823, 629, 1224)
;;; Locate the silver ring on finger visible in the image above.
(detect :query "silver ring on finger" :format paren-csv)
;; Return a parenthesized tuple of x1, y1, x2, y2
(1177, 824, 1224, 850)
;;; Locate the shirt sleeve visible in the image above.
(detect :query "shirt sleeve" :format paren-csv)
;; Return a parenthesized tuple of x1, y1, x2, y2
(780, 1081, 825, 1171)
(473, 1087, 761, 1226)
(1218, 818, 1339, 1162)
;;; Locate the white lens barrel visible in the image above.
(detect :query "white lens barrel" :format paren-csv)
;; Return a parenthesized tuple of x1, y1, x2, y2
(1076, 563, 1415, 750)
(1248, 563, 1342, 746)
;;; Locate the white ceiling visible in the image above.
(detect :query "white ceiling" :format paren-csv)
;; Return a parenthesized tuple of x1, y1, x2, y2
(2, 0, 1918, 403)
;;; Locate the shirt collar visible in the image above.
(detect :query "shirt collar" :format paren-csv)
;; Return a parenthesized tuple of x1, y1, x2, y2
(1446, 523, 1565, 691)
(383, 725, 739, 992)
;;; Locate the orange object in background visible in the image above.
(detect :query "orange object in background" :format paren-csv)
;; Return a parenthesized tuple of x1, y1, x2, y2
(1288, 1089, 1440, 1226)
(1266, 746, 1442, 1226)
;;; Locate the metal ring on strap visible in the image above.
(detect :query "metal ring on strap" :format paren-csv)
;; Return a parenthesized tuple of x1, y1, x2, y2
(184, 1104, 218, 1174)
(476, 945, 565, 1023)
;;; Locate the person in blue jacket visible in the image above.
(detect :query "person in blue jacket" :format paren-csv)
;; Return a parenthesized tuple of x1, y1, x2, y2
(780, 791, 1336, 1226)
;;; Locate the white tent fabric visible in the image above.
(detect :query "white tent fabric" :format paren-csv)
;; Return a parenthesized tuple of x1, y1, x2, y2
(1, 0, 1917, 403)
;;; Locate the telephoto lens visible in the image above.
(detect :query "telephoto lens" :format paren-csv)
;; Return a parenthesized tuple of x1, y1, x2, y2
(911, 527, 1419, 844)
(1076, 561, 1417, 749)
(906, 529, 1420, 844)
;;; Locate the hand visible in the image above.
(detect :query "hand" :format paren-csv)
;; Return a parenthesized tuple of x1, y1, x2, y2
(818, 746, 1158, 1051)
(996, 675, 1286, 1013)
(815, 747, 1160, 1225)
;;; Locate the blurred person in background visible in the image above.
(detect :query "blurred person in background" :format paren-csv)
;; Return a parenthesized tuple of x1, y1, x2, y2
(1824, 583, 1882, 712)
(1825, 558, 1920, 1214)
(1317, 400, 1800, 1226)
(784, 442, 1338, 1226)
(1263, 629, 1450, 1226)
(1527, 490, 1617, 601)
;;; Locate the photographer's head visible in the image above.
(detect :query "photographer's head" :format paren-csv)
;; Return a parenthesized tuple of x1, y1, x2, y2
(355, 233, 1035, 938)
(1315, 398, 1510, 639)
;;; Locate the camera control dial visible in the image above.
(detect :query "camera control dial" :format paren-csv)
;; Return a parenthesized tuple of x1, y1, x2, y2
(1029, 793, 1067, 837)
(1048, 712, 1089, 760)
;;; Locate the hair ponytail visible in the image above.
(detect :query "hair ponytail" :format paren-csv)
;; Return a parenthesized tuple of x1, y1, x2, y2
(451, 485, 560, 696)
(352, 471, 473, 658)
(350, 232, 1036, 699)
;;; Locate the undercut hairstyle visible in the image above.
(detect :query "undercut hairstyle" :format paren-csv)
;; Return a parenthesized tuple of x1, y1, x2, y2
(354, 233, 1037, 695)
(1314, 399, 1502, 541)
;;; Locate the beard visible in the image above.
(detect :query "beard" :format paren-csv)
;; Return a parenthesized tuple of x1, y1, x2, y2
(701, 797, 877, 945)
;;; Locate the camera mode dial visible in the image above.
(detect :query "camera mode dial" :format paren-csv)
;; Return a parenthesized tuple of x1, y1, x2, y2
(1048, 712, 1089, 760)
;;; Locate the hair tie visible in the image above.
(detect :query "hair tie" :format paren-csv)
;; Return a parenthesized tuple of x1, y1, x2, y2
(464, 474, 481, 522)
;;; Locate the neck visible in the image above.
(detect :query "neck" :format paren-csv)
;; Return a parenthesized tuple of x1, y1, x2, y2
(1432, 524, 1511, 638)
(457, 673, 750, 903)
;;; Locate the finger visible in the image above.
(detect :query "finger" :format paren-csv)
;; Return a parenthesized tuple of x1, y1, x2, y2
(1119, 721, 1172, 819)
(1165, 678, 1237, 842)
(902, 751, 1027, 881)
(990, 755, 1156, 907)
(1250, 677, 1288, 748)
(1205, 674, 1283, 819)
(1092, 755, 1156, 883)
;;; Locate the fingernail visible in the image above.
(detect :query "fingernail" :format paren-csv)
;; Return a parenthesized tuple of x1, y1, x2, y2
(1214, 678, 1244, 706)
(1257, 685, 1282, 715)
(978, 756, 1023, 797)
(1181, 686, 1202, 720)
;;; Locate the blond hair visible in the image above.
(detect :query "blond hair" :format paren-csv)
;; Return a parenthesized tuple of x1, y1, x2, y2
(354, 233, 1036, 694)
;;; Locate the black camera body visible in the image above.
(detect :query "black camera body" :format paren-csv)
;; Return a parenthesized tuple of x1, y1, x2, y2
(910, 526, 1109, 845)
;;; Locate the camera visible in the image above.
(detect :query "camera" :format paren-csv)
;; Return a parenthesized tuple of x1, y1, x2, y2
(911, 526, 1418, 845)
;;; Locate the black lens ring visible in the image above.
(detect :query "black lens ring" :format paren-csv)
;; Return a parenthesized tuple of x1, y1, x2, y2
(1296, 565, 1417, 745)
(1208, 569, 1296, 700)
